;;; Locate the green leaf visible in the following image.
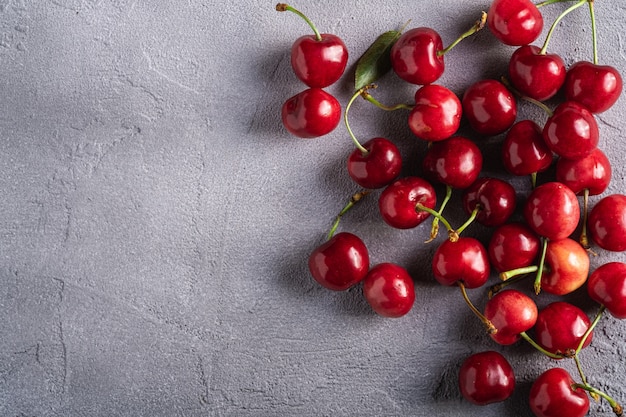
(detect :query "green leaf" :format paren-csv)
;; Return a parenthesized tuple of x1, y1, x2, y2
(354, 29, 402, 91)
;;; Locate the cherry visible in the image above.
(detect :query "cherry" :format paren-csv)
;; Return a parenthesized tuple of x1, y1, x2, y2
(556, 148, 612, 196)
(523, 182, 580, 241)
(508, 45, 566, 102)
(542, 101, 599, 160)
(462, 79, 517, 136)
(347, 137, 402, 189)
(588, 194, 626, 252)
(458, 351, 515, 405)
(488, 222, 540, 273)
(462, 177, 517, 227)
(362, 263, 415, 318)
(390, 27, 444, 85)
(502, 120, 553, 179)
(564, 61, 623, 114)
(484, 289, 538, 345)
(535, 301, 593, 357)
(378, 176, 436, 229)
(281, 88, 341, 138)
(529, 368, 590, 417)
(408, 84, 462, 141)
(487, 0, 543, 46)
(432, 237, 490, 289)
(308, 232, 369, 291)
(588, 262, 626, 319)
(541, 238, 589, 296)
(422, 136, 483, 190)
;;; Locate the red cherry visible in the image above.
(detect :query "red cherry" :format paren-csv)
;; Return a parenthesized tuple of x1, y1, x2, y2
(529, 368, 590, 417)
(523, 182, 580, 241)
(390, 27, 444, 85)
(290, 34, 348, 88)
(564, 61, 623, 114)
(409, 84, 462, 141)
(422, 136, 483, 189)
(588, 262, 626, 319)
(462, 177, 517, 227)
(541, 238, 590, 296)
(588, 194, 626, 252)
(488, 222, 540, 273)
(508, 45, 566, 102)
(542, 101, 599, 160)
(347, 138, 402, 189)
(462, 79, 517, 136)
(458, 351, 515, 405)
(502, 120, 553, 177)
(432, 237, 490, 289)
(487, 0, 543, 46)
(281, 88, 341, 138)
(555, 148, 612, 196)
(378, 177, 437, 229)
(363, 263, 415, 318)
(484, 289, 538, 345)
(308, 232, 369, 291)
(535, 301, 593, 356)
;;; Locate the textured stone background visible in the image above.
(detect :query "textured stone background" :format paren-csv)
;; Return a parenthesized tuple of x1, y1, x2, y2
(1, 1, 626, 416)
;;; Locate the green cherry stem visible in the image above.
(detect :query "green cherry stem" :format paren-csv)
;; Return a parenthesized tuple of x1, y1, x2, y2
(531, 172, 538, 189)
(576, 305, 605, 354)
(573, 383, 623, 416)
(519, 331, 565, 359)
(489, 273, 532, 298)
(361, 88, 414, 111)
(327, 190, 370, 240)
(588, 0, 599, 64)
(345, 86, 374, 155)
(458, 281, 497, 335)
(275, 3, 322, 41)
(455, 205, 480, 236)
(437, 11, 487, 57)
(428, 185, 453, 242)
(539, 0, 588, 55)
(533, 238, 549, 295)
(501, 76, 554, 117)
(500, 265, 539, 281)
(416, 203, 454, 235)
(536, 0, 581, 8)
(580, 188, 591, 250)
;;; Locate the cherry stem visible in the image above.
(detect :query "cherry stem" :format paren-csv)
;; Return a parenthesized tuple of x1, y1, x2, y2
(576, 305, 605, 354)
(536, 0, 581, 7)
(533, 238, 549, 295)
(344, 86, 374, 155)
(540, 0, 588, 55)
(437, 11, 487, 57)
(455, 205, 480, 236)
(531, 172, 538, 189)
(361, 89, 414, 111)
(416, 203, 453, 235)
(519, 331, 565, 359)
(428, 185, 452, 242)
(458, 281, 497, 335)
(489, 273, 531, 298)
(573, 355, 595, 398)
(275, 3, 322, 41)
(327, 190, 370, 240)
(580, 189, 591, 250)
(501, 76, 553, 116)
(500, 265, 539, 281)
(573, 383, 623, 416)
(588, 0, 599, 65)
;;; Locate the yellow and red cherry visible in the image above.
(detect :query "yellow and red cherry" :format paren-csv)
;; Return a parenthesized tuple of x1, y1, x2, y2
(363, 263, 415, 318)
(408, 84, 462, 142)
(281, 88, 341, 138)
(535, 301, 593, 357)
(462, 177, 517, 227)
(422, 136, 483, 190)
(432, 237, 490, 289)
(542, 101, 599, 160)
(390, 27, 444, 85)
(529, 368, 590, 417)
(588, 194, 626, 251)
(347, 138, 402, 189)
(308, 232, 369, 291)
(556, 148, 612, 196)
(540, 238, 590, 296)
(487, 0, 543, 46)
(588, 262, 626, 319)
(488, 222, 540, 273)
(508, 45, 566, 102)
(502, 120, 553, 178)
(462, 79, 517, 136)
(484, 289, 538, 346)
(523, 182, 580, 241)
(458, 351, 516, 405)
(378, 176, 437, 229)
(564, 61, 623, 114)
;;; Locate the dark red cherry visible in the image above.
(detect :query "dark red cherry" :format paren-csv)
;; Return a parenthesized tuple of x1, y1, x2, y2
(378, 176, 436, 229)
(508, 45, 566, 101)
(363, 263, 415, 318)
(489, 222, 540, 273)
(487, 0, 543, 46)
(290, 34, 348, 88)
(484, 289, 538, 345)
(565, 61, 623, 114)
(308, 232, 369, 291)
(462, 79, 517, 136)
(432, 237, 490, 289)
(529, 368, 590, 417)
(556, 148, 612, 196)
(523, 182, 580, 241)
(409, 84, 462, 141)
(541, 238, 589, 296)
(502, 120, 553, 176)
(281, 88, 341, 138)
(462, 177, 517, 227)
(390, 27, 444, 85)
(588, 262, 626, 319)
(422, 136, 483, 189)
(458, 351, 515, 405)
(535, 301, 593, 356)
(588, 194, 626, 252)
(542, 101, 599, 160)
(347, 137, 402, 189)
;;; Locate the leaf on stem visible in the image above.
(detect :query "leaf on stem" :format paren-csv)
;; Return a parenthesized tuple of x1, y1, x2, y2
(354, 29, 402, 90)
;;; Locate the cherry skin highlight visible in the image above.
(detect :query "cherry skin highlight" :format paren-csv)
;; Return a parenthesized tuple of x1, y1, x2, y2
(458, 351, 515, 405)
(363, 263, 415, 318)
(535, 301, 593, 356)
(422, 136, 483, 190)
(588, 194, 626, 252)
(556, 148, 612, 196)
(565, 61, 623, 114)
(488, 222, 540, 273)
(281, 88, 341, 138)
(290, 33, 348, 88)
(523, 182, 580, 241)
(508, 45, 566, 102)
(462, 177, 517, 227)
(462, 79, 517, 136)
(347, 137, 402, 189)
(378, 177, 436, 229)
(487, 0, 543, 46)
(308, 232, 369, 291)
(409, 84, 462, 142)
(541, 238, 590, 296)
(484, 289, 538, 345)
(502, 120, 553, 177)
(529, 368, 590, 417)
(588, 262, 626, 319)
(542, 101, 599, 160)
(390, 27, 444, 85)
(432, 237, 490, 289)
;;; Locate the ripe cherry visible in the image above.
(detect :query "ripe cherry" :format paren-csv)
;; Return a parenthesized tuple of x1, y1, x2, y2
(422, 136, 483, 190)
(347, 138, 402, 189)
(541, 238, 589, 296)
(462, 79, 517, 136)
(462, 177, 517, 227)
(487, 0, 543, 46)
(458, 351, 515, 405)
(281, 88, 341, 138)
(542, 101, 599, 160)
(588, 194, 626, 252)
(529, 368, 590, 417)
(508, 45, 566, 102)
(564, 61, 623, 114)
(308, 232, 369, 291)
(488, 222, 540, 273)
(523, 182, 580, 241)
(556, 148, 612, 196)
(390, 27, 444, 85)
(502, 120, 553, 178)
(409, 84, 462, 141)
(484, 289, 538, 345)
(535, 301, 593, 356)
(588, 262, 626, 319)
(363, 263, 415, 318)
(378, 177, 436, 229)
(432, 237, 490, 289)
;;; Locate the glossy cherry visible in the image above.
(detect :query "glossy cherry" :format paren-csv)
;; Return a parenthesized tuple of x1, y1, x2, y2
(588, 194, 626, 251)
(508, 45, 566, 102)
(529, 368, 590, 417)
(422, 136, 483, 190)
(362, 263, 415, 318)
(462, 79, 517, 136)
(462, 177, 517, 227)
(308, 232, 369, 291)
(542, 101, 599, 160)
(565, 61, 623, 114)
(378, 176, 436, 229)
(390, 27, 444, 85)
(588, 262, 626, 319)
(347, 138, 402, 189)
(541, 238, 590, 296)
(502, 120, 553, 177)
(535, 301, 593, 356)
(484, 289, 538, 345)
(489, 222, 540, 273)
(432, 237, 490, 289)
(523, 182, 580, 241)
(556, 148, 612, 196)
(281, 88, 341, 138)
(487, 0, 543, 46)
(409, 84, 462, 141)
(458, 351, 515, 405)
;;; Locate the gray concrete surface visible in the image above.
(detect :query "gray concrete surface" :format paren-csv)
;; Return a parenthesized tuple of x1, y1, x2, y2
(1, 1, 625, 416)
